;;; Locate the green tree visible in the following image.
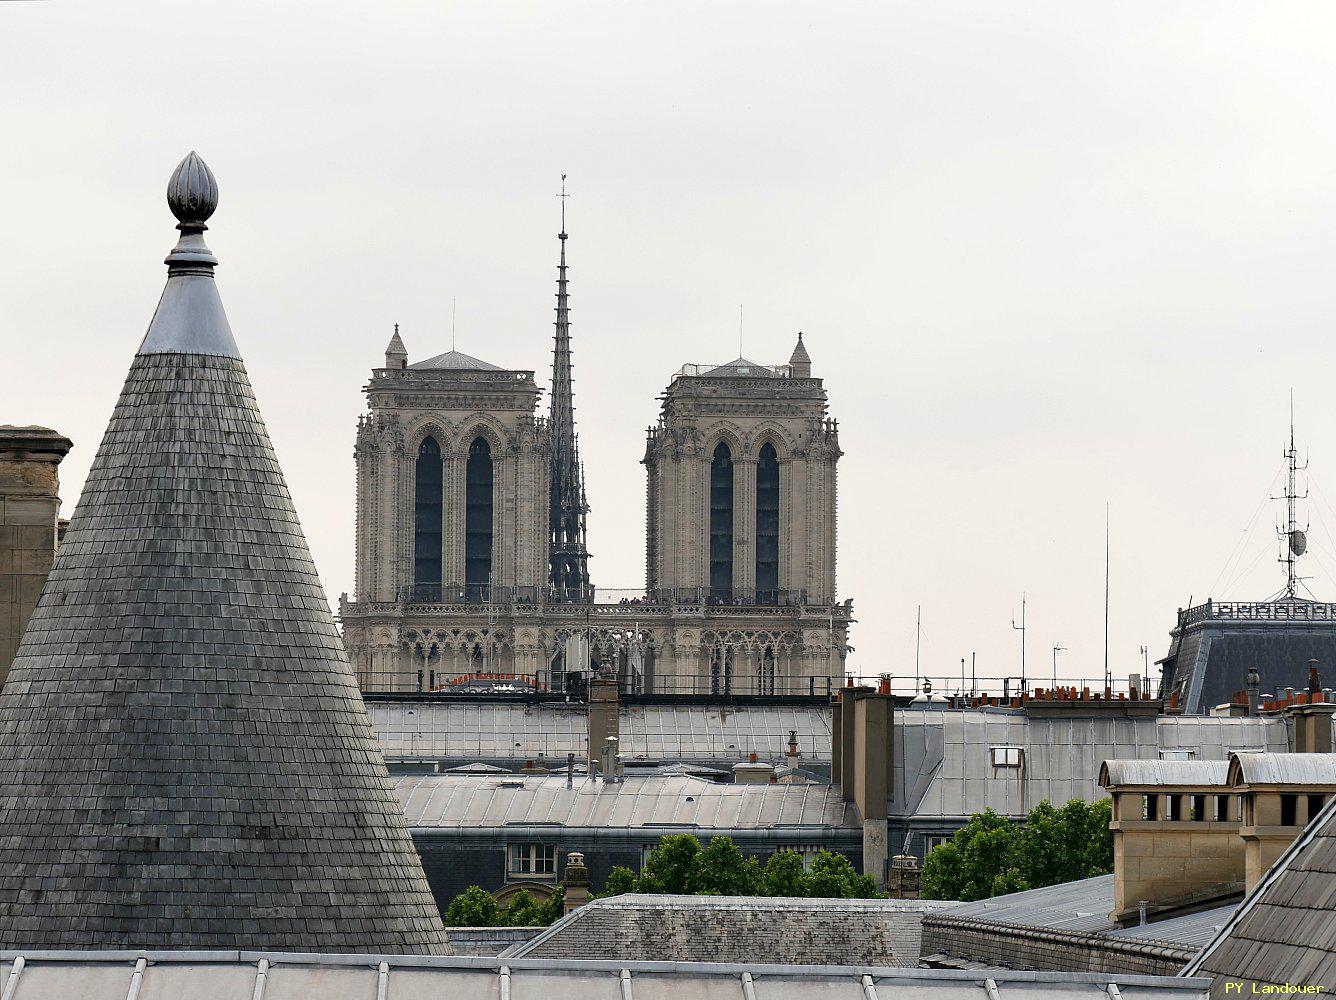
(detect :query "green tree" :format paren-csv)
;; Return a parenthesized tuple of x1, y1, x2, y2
(693, 836, 763, 896)
(805, 850, 880, 898)
(761, 850, 808, 897)
(599, 836, 882, 900)
(443, 885, 500, 926)
(603, 866, 639, 896)
(921, 798, 1114, 902)
(635, 833, 704, 893)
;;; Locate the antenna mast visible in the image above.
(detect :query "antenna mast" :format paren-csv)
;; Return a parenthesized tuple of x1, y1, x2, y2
(914, 606, 921, 690)
(1104, 503, 1111, 692)
(1275, 393, 1308, 599)
(1011, 594, 1027, 693)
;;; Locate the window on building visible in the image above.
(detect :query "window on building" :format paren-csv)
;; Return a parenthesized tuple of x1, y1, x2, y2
(709, 442, 734, 599)
(1216, 795, 1231, 823)
(465, 436, 493, 598)
(1281, 794, 1299, 827)
(1308, 793, 1327, 824)
(413, 437, 443, 589)
(990, 747, 1022, 768)
(923, 835, 953, 855)
(1190, 795, 1207, 821)
(1169, 795, 1183, 821)
(755, 443, 780, 602)
(1143, 795, 1159, 821)
(1159, 749, 1194, 761)
(507, 843, 557, 880)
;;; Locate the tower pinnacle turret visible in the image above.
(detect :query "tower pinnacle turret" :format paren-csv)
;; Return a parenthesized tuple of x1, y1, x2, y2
(548, 175, 592, 600)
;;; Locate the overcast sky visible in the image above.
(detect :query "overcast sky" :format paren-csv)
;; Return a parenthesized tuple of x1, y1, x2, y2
(7, 2, 1336, 693)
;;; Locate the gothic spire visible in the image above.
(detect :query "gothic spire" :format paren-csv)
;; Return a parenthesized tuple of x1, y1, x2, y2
(549, 175, 592, 599)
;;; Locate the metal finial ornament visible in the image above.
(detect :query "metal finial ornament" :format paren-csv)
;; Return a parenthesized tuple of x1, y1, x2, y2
(167, 151, 219, 230)
(162, 152, 219, 274)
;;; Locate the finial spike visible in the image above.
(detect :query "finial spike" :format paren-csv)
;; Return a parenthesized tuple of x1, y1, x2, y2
(558, 174, 569, 239)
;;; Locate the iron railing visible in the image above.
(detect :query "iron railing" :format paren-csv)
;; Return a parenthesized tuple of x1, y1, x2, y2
(391, 585, 836, 609)
(1177, 598, 1336, 629)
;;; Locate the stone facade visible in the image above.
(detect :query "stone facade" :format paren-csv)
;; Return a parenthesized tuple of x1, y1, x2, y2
(640, 340, 850, 694)
(343, 337, 556, 689)
(342, 328, 852, 695)
(0, 426, 71, 685)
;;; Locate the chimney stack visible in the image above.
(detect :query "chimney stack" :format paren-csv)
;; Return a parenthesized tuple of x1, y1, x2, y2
(588, 673, 620, 771)
(834, 686, 894, 886)
(0, 426, 72, 685)
(785, 729, 801, 773)
(562, 852, 591, 913)
(1283, 663, 1335, 753)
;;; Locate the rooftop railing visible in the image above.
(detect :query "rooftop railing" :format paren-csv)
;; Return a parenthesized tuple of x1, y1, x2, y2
(1176, 599, 1336, 629)
(362, 585, 850, 614)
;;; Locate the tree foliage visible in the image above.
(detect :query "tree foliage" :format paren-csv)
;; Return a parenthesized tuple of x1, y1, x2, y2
(442, 884, 566, 927)
(921, 798, 1113, 902)
(601, 834, 879, 899)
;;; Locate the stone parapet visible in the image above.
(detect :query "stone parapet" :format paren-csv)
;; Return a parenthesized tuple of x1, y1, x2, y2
(920, 913, 1197, 976)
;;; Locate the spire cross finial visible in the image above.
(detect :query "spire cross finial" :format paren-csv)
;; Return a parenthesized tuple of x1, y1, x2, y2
(558, 174, 569, 239)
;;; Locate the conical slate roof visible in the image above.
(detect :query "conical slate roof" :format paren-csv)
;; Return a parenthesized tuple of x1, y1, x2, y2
(0, 153, 450, 953)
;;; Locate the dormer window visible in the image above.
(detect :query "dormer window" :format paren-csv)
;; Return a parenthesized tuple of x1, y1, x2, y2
(991, 746, 1022, 767)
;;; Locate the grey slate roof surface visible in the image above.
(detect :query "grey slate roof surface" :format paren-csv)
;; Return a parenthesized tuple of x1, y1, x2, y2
(1186, 793, 1336, 993)
(504, 894, 955, 966)
(409, 348, 502, 370)
(0, 951, 1214, 999)
(396, 773, 858, 832)
(0, 164, 448, 953)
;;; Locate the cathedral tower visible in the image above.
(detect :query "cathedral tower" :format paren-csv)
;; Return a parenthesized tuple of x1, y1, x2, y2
(642, 334, 849, 693)
(344, 183, 601, 690)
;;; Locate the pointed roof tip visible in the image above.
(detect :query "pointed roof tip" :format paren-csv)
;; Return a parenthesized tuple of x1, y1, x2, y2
(789, 331, 812, 365)
(138, 153, 239, 360)
(386, 324, 407, 356)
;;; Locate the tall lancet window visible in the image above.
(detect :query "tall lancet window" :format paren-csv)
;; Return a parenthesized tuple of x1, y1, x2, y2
(465, 436, 494, 599)
(709, 442, 734, 599)
(413, 437, 443, 592)
(756, 443, 780, 603)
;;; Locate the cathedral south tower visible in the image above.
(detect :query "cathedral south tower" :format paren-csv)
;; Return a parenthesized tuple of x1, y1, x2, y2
(643, 334, 850, 695)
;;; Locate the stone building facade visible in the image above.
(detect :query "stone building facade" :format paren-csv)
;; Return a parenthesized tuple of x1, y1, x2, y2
(0, 425, 71, 685)
(340, 228, 850, 694)
(345, 336, 557, 688)
(643, 336, 848, 694)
